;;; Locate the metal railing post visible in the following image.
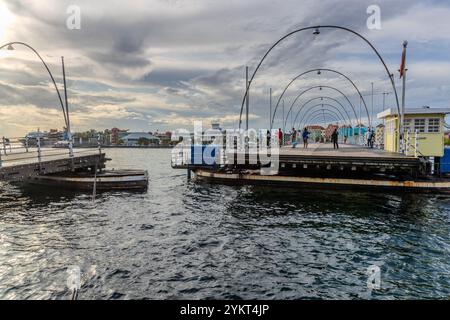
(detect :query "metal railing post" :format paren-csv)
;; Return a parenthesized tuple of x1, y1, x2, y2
(399, 129, 404, 154)
(0, 147, 2, 168)
(25, 137, 29, 152)
(415, 130, 419, 158)
(405, 130, 410, 156)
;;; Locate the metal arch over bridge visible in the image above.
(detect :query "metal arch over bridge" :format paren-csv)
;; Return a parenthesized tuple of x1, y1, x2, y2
(238, 25, 401, 130)
(288, 96, 353, 129)
(275, 85, 359, 129)
(273, 68, 370, 129)
(300, 109, 345, 127)
(297, 104, 350, 128)
(305, 113, 341, 126)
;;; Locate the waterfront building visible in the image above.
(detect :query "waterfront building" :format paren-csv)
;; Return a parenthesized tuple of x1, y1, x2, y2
(324, 124, 339, 142)
(338, 125, 353, 142)
(111, 128, 129, 145)
(121, 132, 161, 146)
(306, 125, 325, 142)
(377, 107, 450, 156)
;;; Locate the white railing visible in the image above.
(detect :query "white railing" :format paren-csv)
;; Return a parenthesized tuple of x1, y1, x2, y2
(401, 130, 421, 157)
(0, 136, 100, 169)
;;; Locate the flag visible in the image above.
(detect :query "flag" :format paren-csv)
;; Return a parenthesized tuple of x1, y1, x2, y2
(399, 41, 407, 78)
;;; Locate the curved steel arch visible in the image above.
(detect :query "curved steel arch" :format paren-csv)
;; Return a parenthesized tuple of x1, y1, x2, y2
(301, 109, 344, 128)
(305, 113, 341, 126)
(238, 25, 400, 129)
(304, 113, 341, 126)
(297, 104, 349, 128)
(300, 109, 345, 129)
(274, 68, 369, 128)
(290, 96, 353, 129)
(274, 85, 359, 128)
(0, 42, 68, 127)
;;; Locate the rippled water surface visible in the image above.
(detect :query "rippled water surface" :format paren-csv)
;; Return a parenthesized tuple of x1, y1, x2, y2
(1, 148, 450, 299)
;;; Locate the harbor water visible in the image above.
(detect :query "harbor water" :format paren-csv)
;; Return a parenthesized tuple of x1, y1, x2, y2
(0, 148, 449, 299)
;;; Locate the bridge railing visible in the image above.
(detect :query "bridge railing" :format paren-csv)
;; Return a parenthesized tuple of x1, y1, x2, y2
(0, 136, 101, 169)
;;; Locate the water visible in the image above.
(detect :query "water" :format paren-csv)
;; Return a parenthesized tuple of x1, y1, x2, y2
(0, 148, 449, 299)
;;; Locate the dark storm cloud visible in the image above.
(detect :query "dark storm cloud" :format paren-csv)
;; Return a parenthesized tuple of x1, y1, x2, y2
(1, 0, 450, 135)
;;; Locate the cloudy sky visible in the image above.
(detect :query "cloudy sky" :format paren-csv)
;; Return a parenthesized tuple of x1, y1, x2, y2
(0, 0, 449, 136)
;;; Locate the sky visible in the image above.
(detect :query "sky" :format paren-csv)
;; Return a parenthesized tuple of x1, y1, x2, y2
(0, 0, 450, 136)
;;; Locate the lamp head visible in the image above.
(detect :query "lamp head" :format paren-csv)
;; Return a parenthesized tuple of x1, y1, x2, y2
(6, 44, 14, 50)
(313, 28, 320, 35)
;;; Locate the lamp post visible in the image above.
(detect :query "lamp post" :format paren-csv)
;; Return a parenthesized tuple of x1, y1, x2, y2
(1, 41, 74, 156)
(0, 42, 68, 128)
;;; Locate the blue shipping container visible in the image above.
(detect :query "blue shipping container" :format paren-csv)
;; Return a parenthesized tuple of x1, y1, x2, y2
(440, 147, 450, 173)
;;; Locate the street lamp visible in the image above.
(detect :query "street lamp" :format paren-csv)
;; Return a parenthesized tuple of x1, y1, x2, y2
(0, 41, 73, 156)
(313, 28, 320, 35)
(0, 41, 68, 127)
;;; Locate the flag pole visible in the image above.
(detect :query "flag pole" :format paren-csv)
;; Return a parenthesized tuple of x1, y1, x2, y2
(399, 40, 408, 153)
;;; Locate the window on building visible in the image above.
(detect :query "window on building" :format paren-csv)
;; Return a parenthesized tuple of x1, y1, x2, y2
(414, 119, 426, 133)
(403, 118, 413, 133)
(427, 118, 440, 133)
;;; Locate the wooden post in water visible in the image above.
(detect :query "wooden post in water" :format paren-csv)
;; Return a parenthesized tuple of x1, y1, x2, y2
(37, 136, 42, 171)
(187, 168, 191, 180)
(92, 162, 97, 202)
(2, 137, 6, 155)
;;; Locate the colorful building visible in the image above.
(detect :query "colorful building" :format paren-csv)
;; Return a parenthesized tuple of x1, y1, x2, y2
(324, 124, 339, 142)
(306, 125, 324, 142)
(377, 107, 450, 157)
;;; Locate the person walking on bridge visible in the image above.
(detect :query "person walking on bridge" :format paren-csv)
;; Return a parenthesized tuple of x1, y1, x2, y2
(302, 128, 310, 149)
(331, 129, 339, 149)
(368, 129, 375, 148)
(291, 127, 298, 148)
(278, 128, 283, 146)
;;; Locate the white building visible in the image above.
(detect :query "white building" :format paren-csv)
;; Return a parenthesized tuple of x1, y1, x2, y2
(121, 132, 160, 146)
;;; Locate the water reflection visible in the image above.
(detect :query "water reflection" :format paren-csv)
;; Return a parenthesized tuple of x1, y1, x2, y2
(1, 149, 450, 299)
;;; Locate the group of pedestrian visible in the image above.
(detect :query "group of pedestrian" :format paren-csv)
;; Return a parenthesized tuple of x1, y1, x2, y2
(275, 127, 345, 150)
(272, 126, 381, 152)
(276, 127, 311, 149)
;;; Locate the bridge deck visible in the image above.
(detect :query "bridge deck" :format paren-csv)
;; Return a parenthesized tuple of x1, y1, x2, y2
(225, 143, 422, 174)
(0, 148, 106, 182)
